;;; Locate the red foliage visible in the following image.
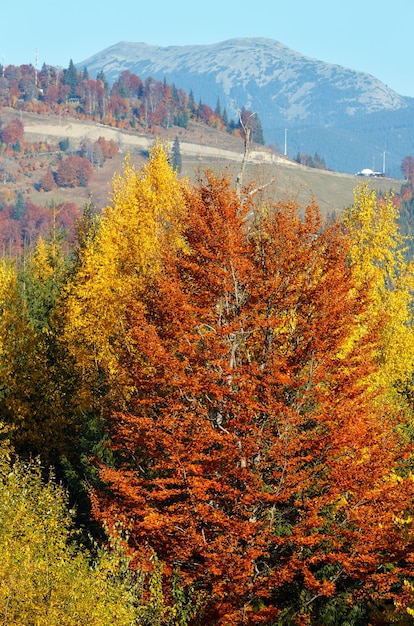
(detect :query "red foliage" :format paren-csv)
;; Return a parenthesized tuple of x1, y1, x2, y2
(96, 136, 118, 160)
(0, 197, 81, 253)
(198, 102, 215, 124)
(401, 183, 414, 202)
(44, 84, 60, 105)
(402, 156, 414, 180)
(39, 166, 56, 192)
(56, 155, 93, 188)
(1, 117, 24, 144)
(0, 205, 23, 252)
(21, 201, 51, 245)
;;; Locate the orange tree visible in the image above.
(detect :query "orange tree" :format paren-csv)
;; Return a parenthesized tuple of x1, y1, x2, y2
(88, 162, 414, 624)
(56, 155, 93, 188)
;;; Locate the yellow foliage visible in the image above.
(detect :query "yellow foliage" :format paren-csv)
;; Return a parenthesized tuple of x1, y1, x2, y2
(60, 143, 189, 408)
(0, 423, 201, 625)
(342, 183, 414, 404)
(0, 260, 19, 369)
(31, 236, 55, 282)
(0, 433, 137, 625)
(404, 581, 414, 618)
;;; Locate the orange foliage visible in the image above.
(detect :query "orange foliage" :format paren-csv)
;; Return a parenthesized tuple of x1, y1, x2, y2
(96, 136, 118, 159)
(1, 117, 24, 144)
(56, 155, 93, 188)
(92, 171, 414, 624)
(39, 166, 56, 192)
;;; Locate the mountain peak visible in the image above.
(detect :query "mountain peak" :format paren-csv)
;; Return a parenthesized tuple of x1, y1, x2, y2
(77, 38, 413, 177)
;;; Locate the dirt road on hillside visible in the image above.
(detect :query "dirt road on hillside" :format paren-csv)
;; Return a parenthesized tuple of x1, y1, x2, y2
(22, 114, 289, 166)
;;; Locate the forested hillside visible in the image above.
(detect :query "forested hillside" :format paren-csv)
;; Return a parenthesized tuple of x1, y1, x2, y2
(0, 60, 271, 254)
(1, 143, 414, 624)
(0, 60, 264, 143)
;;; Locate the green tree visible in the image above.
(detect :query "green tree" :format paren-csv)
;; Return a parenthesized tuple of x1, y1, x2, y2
(188, 89, 196, 116)
(59, 137, 70, 151)
(251, 112, 264, 145)
(171, 135, 182, 173)
(215, 96, 222, 117)
(12, 191, 26, 220)
(63, 59, 79, 98)
(0, 237, 78, 465)
(96, 69, 109, 92)
(222, 107, 228, 129)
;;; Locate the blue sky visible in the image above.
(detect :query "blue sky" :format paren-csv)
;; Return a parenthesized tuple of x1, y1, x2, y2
(4, 0, 414, 97)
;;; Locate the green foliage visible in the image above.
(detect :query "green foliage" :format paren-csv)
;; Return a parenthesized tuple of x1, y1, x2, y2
(294, 151, 327, 169)
(63, 59, 80, 98)
(171, 135, 182, 172)
(0, 239, 79, 466)
(19, 235, 69, 333)
(135, 558, 202, 626)
(12, 191, 26, 220)
(174, 110, 189, 129)
(59, 137, 70, 151)
(251, 112, 264, 145)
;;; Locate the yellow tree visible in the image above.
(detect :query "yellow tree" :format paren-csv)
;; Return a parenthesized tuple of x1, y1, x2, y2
(60, 142, 189, 411)
(0, 424, 199, 626)
(343, 183, 414, 406)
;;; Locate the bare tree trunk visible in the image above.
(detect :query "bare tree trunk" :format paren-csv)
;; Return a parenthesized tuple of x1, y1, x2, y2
(235, 114, 250, 198)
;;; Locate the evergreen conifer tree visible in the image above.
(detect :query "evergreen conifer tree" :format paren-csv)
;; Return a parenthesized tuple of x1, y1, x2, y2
(12, 191, 26, 220)
(63, 60, 79, 98)
(251, 113, 265, 145)
(215, 97, 221, 117)
(222, 107, 228, 129)
(171, 135, 182, 173)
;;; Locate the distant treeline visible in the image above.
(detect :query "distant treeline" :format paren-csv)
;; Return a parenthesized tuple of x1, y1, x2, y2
(0, 60, 265, 143)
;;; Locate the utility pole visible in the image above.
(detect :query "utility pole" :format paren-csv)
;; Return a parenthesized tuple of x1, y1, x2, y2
(284, 128, 288, 157)
(382, 151, 387, 176)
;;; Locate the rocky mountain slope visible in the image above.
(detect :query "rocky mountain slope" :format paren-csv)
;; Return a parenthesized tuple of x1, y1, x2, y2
(78, 38, 414, 178)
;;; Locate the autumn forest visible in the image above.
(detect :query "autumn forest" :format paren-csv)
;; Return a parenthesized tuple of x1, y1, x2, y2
(1, 59, 414, 626)
(0, 137, 414, 626)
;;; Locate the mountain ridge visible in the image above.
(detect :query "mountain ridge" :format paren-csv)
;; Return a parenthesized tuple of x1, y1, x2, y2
(77, 38, 414, 177)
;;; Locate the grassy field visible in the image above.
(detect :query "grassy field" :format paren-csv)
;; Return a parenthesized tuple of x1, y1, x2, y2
(182, 158, 401, 218)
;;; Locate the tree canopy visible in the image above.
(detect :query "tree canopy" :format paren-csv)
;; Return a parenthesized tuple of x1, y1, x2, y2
(1, 145, 414, 625)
